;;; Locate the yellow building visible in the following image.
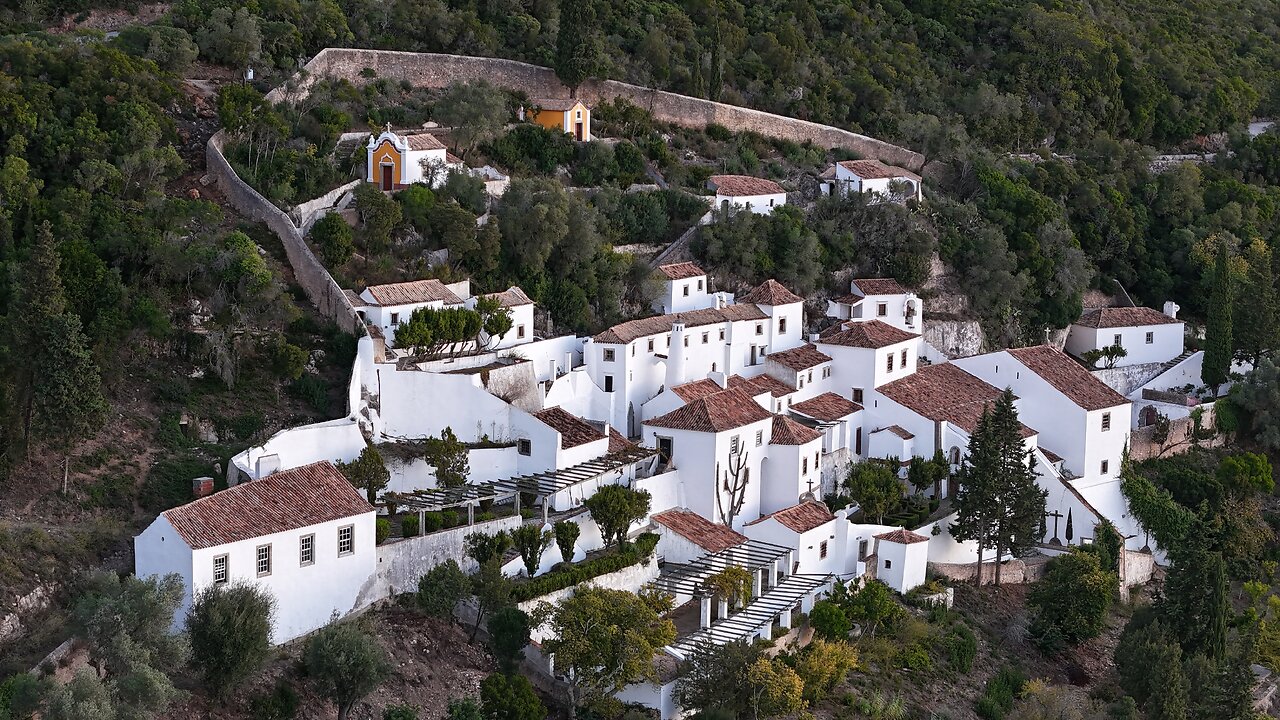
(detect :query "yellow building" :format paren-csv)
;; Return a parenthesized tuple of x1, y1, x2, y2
(522, 98, 592, 141)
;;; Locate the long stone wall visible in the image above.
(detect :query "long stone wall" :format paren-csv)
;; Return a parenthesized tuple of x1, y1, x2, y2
(280, 49, 924, 171)
(205, 131, 360, 333)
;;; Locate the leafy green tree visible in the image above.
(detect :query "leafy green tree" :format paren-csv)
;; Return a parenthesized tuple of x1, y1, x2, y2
(383, 704, 420, 720)
(553, 520, 580, 563)
(906, 450, 949, 496)
(196, 7, 263, 68)
(1028, 549, 1117, 649)
(311, 213, 355, 267)
(337, 445, 390, 504)
(41, 670, 115, 720)
(0, 673, 45, 720)
(584, 484, 651, 547)
(469, 559, 512, 643)
(186, 583, 276, 701)
(465, 530, 513, 566)
(303, 620, 391, 720)
(676, 640, 802, 719)
(1234, 238, 1276, 365)
(842, 579, 901, 636)
(1203, 242, 1235, 392)
(447, 698, 484, 720)
(486, 607, 531, 674)
(1234, 359, 1280, 451)
(417, 559, 470, 620)
(1214, 452, 1274, 496)
(845, 461, 900, 524)
(354, 182, 402, 256)
(554, 0, 602, 96)
(1161, 540, 1229, 660)
(808, 600, 851, 641)
(479, 672, 545, 720)
(425, 427, 470, 488)
(434, 81, 509, 160)
(511, 523, 553, 577)
(536, 587, 676, 718)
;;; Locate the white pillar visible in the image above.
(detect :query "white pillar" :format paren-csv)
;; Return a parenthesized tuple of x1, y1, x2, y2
(752, 568, 763, 599)
(778, 608, 792, 629)
(699, 596, 712, 629)
(467, 502, 475, 526)
(800, 591, 815, 614)
(717, 598, 729, 620)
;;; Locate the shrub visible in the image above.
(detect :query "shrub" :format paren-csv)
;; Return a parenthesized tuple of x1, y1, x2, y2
(187, 583, 275, 700)
(441, 510, 461, 528)
(509, 533, 658, 602)
(553, 520, 580, 562)
(376, 519, 390, 545)
(899, 642, 932, 670)
(809, 600, 851, 641)
(417, 560, 469, 619)
(480, 673, 545, 720)
(421, 512, 443, 533)
(401, 515, 420, 538)
(383, 704, 419, 720)
(947, 624, 977, 672)
(705, 123, 733, 141)
(976, 667, 1026, 720)
(311, 213, 355, 267)
(250, 680, 299, 720)
(290, 374, 329, 412)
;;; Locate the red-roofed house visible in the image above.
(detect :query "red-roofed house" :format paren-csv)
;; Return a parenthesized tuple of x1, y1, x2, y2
(653, 262, 718, 314)
(827, 159, 922, 203)
(816, 319, 922, 404)
(366, 127, 462, 190)
(468, 286, 535, 350)
(1065, 304, 1184, 367)
(761, 416, 825, 514)
(135, 461, 377, 644)
(652, 508, 747, 563)
(743, 500, 845, 574)
(708, 175, 788, 215)
(356, 278, 470, 346)
(873, 528, 930, 592)
(826, 277, 922, 335)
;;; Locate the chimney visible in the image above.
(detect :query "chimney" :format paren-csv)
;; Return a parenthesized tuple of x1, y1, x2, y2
(708, 371, 728, 388)
(192, 477, 215, 498)
(667, 322, 687, 387)
(809, 333, 819, 342)
(1163, 301, 1180, 319)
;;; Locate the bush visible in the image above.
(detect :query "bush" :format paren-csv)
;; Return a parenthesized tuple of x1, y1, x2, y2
(311, 213, 355, 267)
(383, 704, 419, 720)
(290, 374, 330, 412)
(376, 518, 390, 545)
(441, 510, 461, 528)
(479, 673, 545, 720)
(250, 680, 299, 720)
(401, 514, 420, 538)
(976, 667, 1026, 720)
(188, 583, 276, 700)
(422, 512, 443, 533)
(947, 624, 977, 672)
(509, 533, 658, 603)
(899, 642, 932, 670)
(417, 560, 469, 619)
(809, 600, 851, 641)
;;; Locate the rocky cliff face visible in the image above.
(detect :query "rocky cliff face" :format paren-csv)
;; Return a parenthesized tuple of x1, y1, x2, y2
(923, 318, 985, 359)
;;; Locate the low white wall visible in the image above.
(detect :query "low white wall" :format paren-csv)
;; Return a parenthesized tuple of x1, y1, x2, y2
(370, 515, 523, 598)
(230, 418, 366, 482)
(635, 470, 682, 519)
(1091, 362, 1167, 396)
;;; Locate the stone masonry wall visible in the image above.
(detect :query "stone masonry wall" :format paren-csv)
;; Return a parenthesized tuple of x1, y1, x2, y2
(206, 131, 360, 333)
(278, 49, 924, 171)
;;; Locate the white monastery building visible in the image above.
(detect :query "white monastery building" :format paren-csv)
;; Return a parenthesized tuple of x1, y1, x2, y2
(1065, 304, 1185, 367)
(826, 278, 923, 334)
(823, 159, 923, 203)
(707, 175, 788, 215)
(134, 461, 376, 644)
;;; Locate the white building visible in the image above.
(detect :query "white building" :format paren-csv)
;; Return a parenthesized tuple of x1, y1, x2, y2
(653, 262, 717, 315)
(1065, 305, 1184, 367)
(652, 508, 748, 565)
(134, 461, 376, 644)
(871, 528, 929, 593)
(760, 416, 824, 514)
(816, 320, 921, 405)
(707, 175, 787, 215)
(468, 286, 536, 350)
(366, 128, 460, 191)
(743, 500, 844, 576)
(824, 159, 922, 203)
(826, 278, 922, 334)
(354, 278, 467, 346)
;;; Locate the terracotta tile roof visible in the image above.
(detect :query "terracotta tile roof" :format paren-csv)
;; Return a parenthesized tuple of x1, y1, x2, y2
(162, 461, 373, 549)
(1040, 446, 1063, 463)
(746, 500, 834, 533)
(529, 97, 586, 111)
(878, 363, 1035, 436)
(653, 509, 746, 553)
(593, 305, 768, 344)
(838, 159, 919, 181)
(770, 415, 823, 445)
(404, 133, 446, 151)
(708, 174, 785, 196)
(673, 378, 724, 402)
(728, 373, 794, 398)
(791, 393, 862, 421)
(1006, 346, 1130, 411)
(445, 151, 463, 164)
(767, 343, 832, 371)
(818, 320, 917, 349)
(657, 262, 706, 280)
(481, 286, 533, 308)
(874, 528, 930, 545)
(877, 425, 914, 440)
(850, 278, 907, 296)
(818, 165, 838, 180)
(645, 388, 773, 433)
(1075, 306, 1179, 329)
(533, 407, 606, 449)
(739, 279, 804, 306)
(365, 279, 464, 306)
(344, 289, 366, 308)
(607, 427, 633, 453)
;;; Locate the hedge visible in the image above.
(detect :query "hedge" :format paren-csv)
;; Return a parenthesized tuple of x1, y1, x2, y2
(510, 533, 658, 603)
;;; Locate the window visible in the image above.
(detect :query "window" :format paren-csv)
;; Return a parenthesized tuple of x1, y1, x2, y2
(820, 541, 828, 559)
(300, 534, 314, 566)
(657, 437, 673, 463)
(683, 284, 690, 297)
(1101, 412, 1111, 431)
(213, 554, 228, 584)
(779, 317, 788, 334)
(701, 332, 709, 344)
(604, 375, 614, 392)
(885, 354, 894, 372)
(1113, 333, 1123, 346)
(877, 303, 887, 317)
(517, 324, 526, 339)
(256, 544, 272, 577)
(730, 435, 741, 455)
(1146, 331, 1154, 344)
(901, 349, 908, 368)
(798, 377, 804, 388)
(338, 525, 354, 556)
(815, 452, 820, 467)
(755, 430, 763, 446)
(603, 348, 615, 362)
(756, 323, 764, 335)
(852, 388, 864, 403)
(698, 279, 704, 291)
(647, 339, 655, 352)
(517, 439, 531, 456)
(390, 312, 400, 325)
(719, 329, 725, 341)
(768, 198, 775, 207)
(884, 559, 892, 570)
(807, 370, 813, 383)
(1101, 460, 1110, 475)
(858, 540, 868, 560)
(822, 367, 831, 379)
(631, 344, 636, 357)
(802, 457, 808, 474)
(683, 336, 689, 347)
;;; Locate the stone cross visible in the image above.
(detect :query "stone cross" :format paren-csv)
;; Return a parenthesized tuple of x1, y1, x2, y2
(1044, 509, 1064, 546)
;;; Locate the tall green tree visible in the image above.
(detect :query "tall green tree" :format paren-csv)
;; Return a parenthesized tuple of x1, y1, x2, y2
(425, 427, 469, 489)
(553, 0, 602, 96)
(304, 620, 391, 720)
(584, 484, 651, 547)
(486, 607, 531, 674)
(434, 81, 508, 160)
(338, 445, 390, 504)
(510, 523, 552, 577)
(186, 583, 275, 701)
(1028, 549, 1117, 649)
(844, 461, 901, 523)
(479, 672, 544, 720)
(1235, 238, 1277, 365)
(1203, 242, 1235, 392)
(1162, 539, 1229, 661)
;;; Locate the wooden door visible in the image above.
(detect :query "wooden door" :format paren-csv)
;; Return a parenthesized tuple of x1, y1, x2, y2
(381, 164, 393, 190)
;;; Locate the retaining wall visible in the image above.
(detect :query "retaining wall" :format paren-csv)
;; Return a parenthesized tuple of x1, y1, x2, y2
(278, 49, 923, 171)
(206, 131, 360, 333)
(291, 178, 361, 233)
(369, 515, 523, 599)
(928, 558, 1047, 585)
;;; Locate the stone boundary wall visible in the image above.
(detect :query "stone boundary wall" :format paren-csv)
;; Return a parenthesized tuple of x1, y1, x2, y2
(1129, 406, 1224, 461)
(279, 48, 924, 171)
(368, 514, 524, 600)
(206, 130, 360, 333)
(928, 558, 1047, 585)
(291, 178, 361, 234)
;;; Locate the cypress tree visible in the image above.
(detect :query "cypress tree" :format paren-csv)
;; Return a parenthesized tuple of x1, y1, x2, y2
(987, 389, 1047, 585)
(1162, 540, 1229, 661)
(1203, 243, 1234, 392)
(950, 404, 1001, 585)
(554, 0, 602, 97)
(1235, 238, 1277, 365)
(1145, 642, 1189, 720)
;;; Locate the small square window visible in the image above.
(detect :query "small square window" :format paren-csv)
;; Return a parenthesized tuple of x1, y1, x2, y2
(683, 285, 690, 297)
(300, 534, 315, 566)
(256, 544, 272, 577)
(852, 388, 864, 403)
(820, 541, 828, 559)
(603, 348, 615, 362)
(338, 525, 354, 556)
(1113, 334, 1123, 346)
(1145, 332, 1154, 344)
(877, 303, 887, 317)
(822, 367, 831, 379)
(390, 312, 400, 325)
(517, 324, 526, 339)
(647, 339, 655, 352)
(884, 559, 892, 569)
(518, 439, 531, 456)
(1102, 412, 1111, 431)
(213, 554, 228, 584)
(756, 323, 764, 335)
(1101, 459, 1110, 475)
(779, 317, 788, 334)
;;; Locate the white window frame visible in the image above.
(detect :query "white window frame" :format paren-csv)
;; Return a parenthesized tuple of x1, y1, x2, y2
(603, 348, 615, 362)
(338, 525, 355, 557)
(213, 554, 229, 584)
(300, 534, 315, 567)
(517, 439, 531, 456)
(1102, 412, 1111, 431)
(1145, 331, 1154, 344)
(256, 544, 272, 577)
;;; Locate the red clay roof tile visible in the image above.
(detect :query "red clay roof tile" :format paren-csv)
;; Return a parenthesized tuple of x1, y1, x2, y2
(708, 174, 785, 196)
(818, 320, 917, 349)
(365, 279, 464, 306)
(593, 305, 768, 344)
(739, 279, 804, 306)
(657, 262, 706, 280)
(1006, 346, 1130, 412)
(767, 344, 832, 371)
(790, 393, 863, 421)
(746, 500, 834, 533)
(878, 364, 1035, 436)
(850, 278, 907, 296)
(533, 407, 606, 449)
(645, 388, 773, 433)
(653, 509, 747, 552)
(770, 415, 823, 445)
(1074, 306, 1180, 329)
(673, 378, 724, 402)
(874, 528, 930, 544)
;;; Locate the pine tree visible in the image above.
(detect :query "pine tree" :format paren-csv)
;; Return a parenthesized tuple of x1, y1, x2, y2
(554, 0, 602, 97)
(987, 389, 1047, 585)
(1145, 641, 1189, 720)
(1235, 238, 1277, 365)
(1203, 243, 1234, 392)
(949, 405, 1001, 586)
